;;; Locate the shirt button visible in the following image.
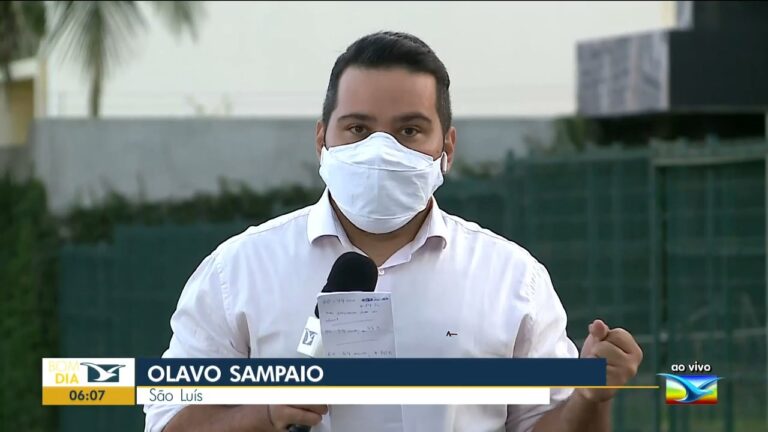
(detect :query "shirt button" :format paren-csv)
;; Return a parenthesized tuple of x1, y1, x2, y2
(378, 269, 385, 276)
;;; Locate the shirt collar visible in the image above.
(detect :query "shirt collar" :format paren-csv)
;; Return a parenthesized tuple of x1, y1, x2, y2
(307, 189, 449, 250)
(306, 189, 339, 243)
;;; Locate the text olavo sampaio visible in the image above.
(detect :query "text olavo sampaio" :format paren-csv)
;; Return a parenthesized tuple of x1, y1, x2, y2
(147, 364, 324, 384)
(76, 358, 607, 406)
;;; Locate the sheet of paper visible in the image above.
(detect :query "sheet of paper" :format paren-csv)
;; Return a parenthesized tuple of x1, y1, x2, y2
(317, 292, 400, 432)
(316, 291, 396, 358)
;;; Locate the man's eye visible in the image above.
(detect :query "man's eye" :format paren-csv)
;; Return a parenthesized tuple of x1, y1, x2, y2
(349, 125, 367, 135)
(402, 127, 419, 137)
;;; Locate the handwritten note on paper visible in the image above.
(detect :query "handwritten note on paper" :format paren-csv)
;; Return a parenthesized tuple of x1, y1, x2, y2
(318, 292, 399, 431)
(316, 292, 396, 358)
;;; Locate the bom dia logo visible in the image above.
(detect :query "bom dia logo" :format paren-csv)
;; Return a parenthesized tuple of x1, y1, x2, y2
(48, 360, 126, 384)
(658, 361, 722, 405)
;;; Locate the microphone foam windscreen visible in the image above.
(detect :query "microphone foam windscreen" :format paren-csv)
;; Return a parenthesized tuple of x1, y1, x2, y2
(323, 251, 379, 293)
(314, 252, 378, 318)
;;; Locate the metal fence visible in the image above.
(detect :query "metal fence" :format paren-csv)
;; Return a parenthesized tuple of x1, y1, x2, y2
(651, 141, 767, 432)
(57, 223, 247, 431)
(56, 139, 767, 432)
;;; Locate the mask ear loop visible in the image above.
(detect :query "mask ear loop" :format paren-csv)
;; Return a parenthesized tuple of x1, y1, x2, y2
(440, 152, 448, 174)
(319, 142, 329, 165)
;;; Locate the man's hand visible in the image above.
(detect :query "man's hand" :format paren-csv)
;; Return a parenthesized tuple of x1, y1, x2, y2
(532, 319, 642, 431)
(164, 404, 328, 432)
(267, 405, 328, 430)
(577, 319, 643, 402)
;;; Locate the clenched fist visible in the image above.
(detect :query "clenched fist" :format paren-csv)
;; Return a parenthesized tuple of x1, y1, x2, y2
(577, 319, 643, 403)
(267, 405, 328, 430)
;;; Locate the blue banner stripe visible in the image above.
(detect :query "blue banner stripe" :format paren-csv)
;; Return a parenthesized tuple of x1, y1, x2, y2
(136, 358, 606, 386)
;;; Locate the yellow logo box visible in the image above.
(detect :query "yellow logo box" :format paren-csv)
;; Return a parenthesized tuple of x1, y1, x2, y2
(42, 358, 136, 406)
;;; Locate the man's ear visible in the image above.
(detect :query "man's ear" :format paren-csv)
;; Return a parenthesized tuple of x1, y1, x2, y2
(442, 126, 457, 173)
(315, 120, 326, 161)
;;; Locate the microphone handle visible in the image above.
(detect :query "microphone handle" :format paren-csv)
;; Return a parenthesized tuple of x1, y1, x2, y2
(288, 425, 311, 432)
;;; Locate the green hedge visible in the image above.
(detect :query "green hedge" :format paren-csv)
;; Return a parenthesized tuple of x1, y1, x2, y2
(0, 175, 59, 431)
(0, 177, 321, 431)
(61, 181, 321, 243)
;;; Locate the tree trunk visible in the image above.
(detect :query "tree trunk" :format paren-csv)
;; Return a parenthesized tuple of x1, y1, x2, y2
(89, 70, 102, 117)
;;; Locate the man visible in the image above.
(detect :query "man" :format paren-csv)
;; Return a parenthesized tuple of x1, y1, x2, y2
(145, 31, 643, 432)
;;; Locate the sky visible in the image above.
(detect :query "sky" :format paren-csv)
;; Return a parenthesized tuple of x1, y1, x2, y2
(46, 1, 674, 118)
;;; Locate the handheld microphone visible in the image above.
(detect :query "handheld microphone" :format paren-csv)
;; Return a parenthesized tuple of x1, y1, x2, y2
(314, 251, 380, 317)
(290, 252, 379, 432)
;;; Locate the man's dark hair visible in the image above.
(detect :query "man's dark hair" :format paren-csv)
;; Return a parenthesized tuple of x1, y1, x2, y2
(322, 31, 452, 135)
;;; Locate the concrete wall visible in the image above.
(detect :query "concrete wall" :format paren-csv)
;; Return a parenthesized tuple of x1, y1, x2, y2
(45, 2, 669, 117)
(30, 118, 554, 213)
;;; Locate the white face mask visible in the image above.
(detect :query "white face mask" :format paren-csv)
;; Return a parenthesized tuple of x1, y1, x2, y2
(319, 132, 447, 234)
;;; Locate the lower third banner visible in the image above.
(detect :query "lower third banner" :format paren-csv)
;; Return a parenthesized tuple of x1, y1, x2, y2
(134, 358, 605, 406)
(42, 358, 606, 406)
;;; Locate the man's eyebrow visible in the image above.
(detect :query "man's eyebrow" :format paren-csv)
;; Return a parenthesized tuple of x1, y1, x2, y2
(394, 112, 433, 124)
(336, 113, 376, 122)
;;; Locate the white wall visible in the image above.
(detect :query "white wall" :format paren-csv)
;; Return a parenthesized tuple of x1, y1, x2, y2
(31, 118, 554, 213)
(45, 1, 671, 118)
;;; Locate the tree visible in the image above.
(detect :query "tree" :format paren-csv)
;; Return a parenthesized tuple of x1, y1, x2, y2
(0, 1, 46, 85)
(43, 1, 203, 117)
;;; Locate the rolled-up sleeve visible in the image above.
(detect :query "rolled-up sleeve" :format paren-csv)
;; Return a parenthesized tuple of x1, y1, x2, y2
(506, 261, 579, 432)
(144, 252, 249, 432)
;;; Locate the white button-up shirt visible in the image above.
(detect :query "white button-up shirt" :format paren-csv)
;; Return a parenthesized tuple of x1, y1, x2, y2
(144, 191, 578, 432)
